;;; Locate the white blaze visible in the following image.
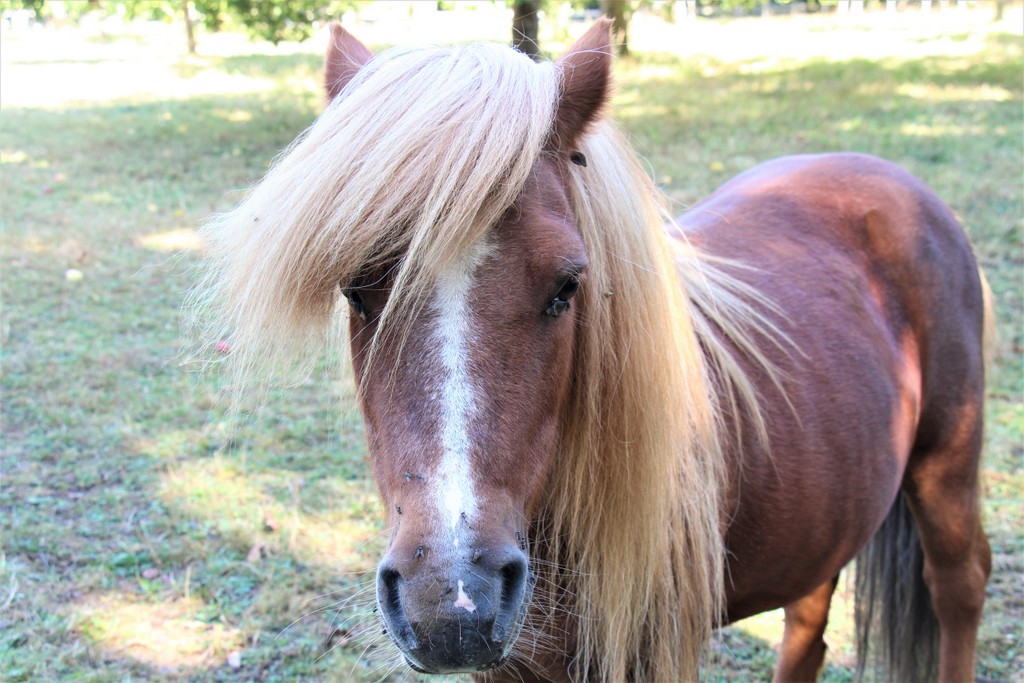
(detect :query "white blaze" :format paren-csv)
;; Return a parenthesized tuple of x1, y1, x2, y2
(454, 579, 477, 613)
(430, 241, 490, 547)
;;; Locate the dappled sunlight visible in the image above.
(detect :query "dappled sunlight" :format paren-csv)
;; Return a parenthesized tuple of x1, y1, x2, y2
(630, 7, 1021, 65)
(897, 82, 1015, 103)
(617, 102, 672, 121)
(3, 5, 1018, 111)
(74, 591, 241, 671)
(729, 569, 857, 668)
(84, 190, 114, 205)
(158, 457, 384, 573)
(737, 59, 799, 75)
(900, 121, 991, 138)
(0, 149, 52, 169)
(137, 228, 204, 253)
(835, 118, 864, 133)
(732, 608, 785, 650)
(1, 150, 30, 164)
(632, 63, 683, 81)
(213, 108, 253, 123)
(14, 235, 54, 254)
(3, 58, 277, 108)
(833, 115, 999, 141)
(132, 427, 211, 462)
(3, 26, 281, 109)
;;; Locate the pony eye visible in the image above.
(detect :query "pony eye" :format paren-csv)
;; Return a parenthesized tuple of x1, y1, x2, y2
(343, 288, 369, 321)
(544, 276, 580, 318)
(558, 277, 580, 299)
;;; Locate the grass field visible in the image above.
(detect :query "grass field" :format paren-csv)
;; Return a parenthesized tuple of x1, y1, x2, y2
(2, 6, 1021, 682)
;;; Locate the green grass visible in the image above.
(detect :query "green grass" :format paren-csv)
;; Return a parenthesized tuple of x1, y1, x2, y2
(2, 9, 1021, 682)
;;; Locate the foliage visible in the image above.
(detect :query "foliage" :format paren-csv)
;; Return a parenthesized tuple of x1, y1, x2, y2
(4, 0, 46, 22)
(118, 0, 181, 22)
(5, 0, 364, 45)
(192, 0, 363, 45)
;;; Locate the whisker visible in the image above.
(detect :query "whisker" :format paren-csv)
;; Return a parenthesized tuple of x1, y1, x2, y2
(276, 581, 379, 640)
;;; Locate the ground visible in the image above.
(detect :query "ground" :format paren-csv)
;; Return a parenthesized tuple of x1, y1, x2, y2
(1, 5, 1021, 682)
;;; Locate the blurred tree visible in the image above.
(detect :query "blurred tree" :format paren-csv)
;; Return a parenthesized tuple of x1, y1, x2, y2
(587, 0, 679, 56)
(181, 0, 197, 53)
(714, 0, 767, 12)
(599, 0, 630, 55)
(10, 0, 362, 48)
(512, 0, 542, 60)
(191, 0, 362, 45)
(6, 0, 47, 21)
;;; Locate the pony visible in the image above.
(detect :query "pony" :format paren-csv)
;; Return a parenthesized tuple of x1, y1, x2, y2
(188, 19, 992, 682)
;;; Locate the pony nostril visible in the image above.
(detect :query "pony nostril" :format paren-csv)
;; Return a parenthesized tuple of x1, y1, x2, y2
(377, 565, 418, 650)
(492, 553, 530, 643)
(500, 557, 527, 605)
(379, 566, 402, 613)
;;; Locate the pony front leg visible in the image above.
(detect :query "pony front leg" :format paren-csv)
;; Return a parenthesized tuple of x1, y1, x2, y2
(772, 576, 839, 683)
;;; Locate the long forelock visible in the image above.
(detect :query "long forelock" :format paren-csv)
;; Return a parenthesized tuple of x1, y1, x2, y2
(186, 41, 560, 388)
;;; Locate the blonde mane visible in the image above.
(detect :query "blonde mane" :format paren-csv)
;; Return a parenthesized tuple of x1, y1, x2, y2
(187, 39, 776, 682)
(538, 121, 772, 681)
(186, 42, 558, 385)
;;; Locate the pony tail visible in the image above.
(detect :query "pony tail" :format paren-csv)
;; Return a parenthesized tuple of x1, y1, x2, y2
(978, 267, 998, 381)
(854, 492, 939, 683)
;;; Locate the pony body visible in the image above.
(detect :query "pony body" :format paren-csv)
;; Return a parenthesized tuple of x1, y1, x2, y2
(189, 20, 991, 683)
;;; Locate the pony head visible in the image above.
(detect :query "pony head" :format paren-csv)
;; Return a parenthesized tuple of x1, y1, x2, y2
(192, 18, 730, 679)
(329, 21, 612, 674)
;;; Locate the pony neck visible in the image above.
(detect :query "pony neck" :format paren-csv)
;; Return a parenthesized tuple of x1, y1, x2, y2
(537, 120, 730, 681)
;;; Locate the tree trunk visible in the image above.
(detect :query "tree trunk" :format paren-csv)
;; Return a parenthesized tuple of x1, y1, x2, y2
(512, 0, 541, 61)
(182, 0, 197, 55)
(600, 0, 629, 57)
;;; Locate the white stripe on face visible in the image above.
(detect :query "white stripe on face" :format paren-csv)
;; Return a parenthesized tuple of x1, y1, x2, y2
(429, 240, 491, 549)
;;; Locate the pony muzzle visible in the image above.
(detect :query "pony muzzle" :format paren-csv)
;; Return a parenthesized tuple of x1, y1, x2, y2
(376, 545, 532, 673)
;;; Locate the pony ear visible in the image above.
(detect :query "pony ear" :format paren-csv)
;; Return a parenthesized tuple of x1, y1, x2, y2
(552, 18, 613, 152)
(324, 22, 373, 102)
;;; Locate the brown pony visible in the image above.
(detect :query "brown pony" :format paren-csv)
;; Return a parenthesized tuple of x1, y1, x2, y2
(189, 19, 992, 683)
